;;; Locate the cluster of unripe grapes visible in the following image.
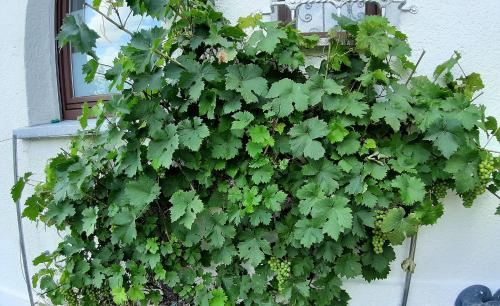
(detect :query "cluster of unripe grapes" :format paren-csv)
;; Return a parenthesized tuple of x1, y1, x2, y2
(81, 287, 98, 304)
(64, 287, 115, 306)
(63, 289, 78, 306)
(372, 210, 387, 254)
(268, 257, 291, 293)
(461, 154, 496, 208)
(432, 180, 452, 199)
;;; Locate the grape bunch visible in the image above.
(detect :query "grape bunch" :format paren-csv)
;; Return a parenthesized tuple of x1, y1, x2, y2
(479, 154, 495, 184)
(432, 180, 452, 199)
(81, 287, 98, 304)
(268, 257, 291, 293)
(63, 289, 78, 306)
(460, 153, 495, 207)
(372, 210, 387, 254)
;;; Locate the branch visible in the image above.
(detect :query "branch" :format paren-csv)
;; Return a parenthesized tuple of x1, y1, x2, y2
(483, 126, 500, 149)
(84, 3, 186, 69)
(471, 91, 484, 103)
(405, 50, 426, 85)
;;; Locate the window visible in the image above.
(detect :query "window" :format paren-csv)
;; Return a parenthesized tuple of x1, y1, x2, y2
(56, 0, 157, 119)
(276, 1, 381, 36)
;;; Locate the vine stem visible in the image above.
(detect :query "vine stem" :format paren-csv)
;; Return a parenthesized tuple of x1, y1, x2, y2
(483, 126, 500, 149)
(405, 50, 426, 85)
(83, 3, 186, 69)
(471, 91, 484, 103)
(489, 190, 500, 200)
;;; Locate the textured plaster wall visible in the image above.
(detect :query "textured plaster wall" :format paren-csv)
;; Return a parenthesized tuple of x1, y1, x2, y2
(0, 0, 30, 304)
(0, 0, 499, 305)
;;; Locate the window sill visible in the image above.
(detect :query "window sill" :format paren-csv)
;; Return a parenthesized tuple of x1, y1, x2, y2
(13, 119, 107, 140)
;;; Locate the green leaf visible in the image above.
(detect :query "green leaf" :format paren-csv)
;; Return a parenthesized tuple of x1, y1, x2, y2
(380, 208, 419, 245)
(81, 207, 98, 236)
(179, 58, 221, 100)
(289, 117, 329, 160)
(209, 289, 228, 306)
(82, 58, 98, 83)
(211, 132, 243, 160)
(231, 111, 255, 130)
(327, 122, 349, 143)
(112, 286, 128, 305)
(248, 125, 274, 146)
(11, 172, 32, 202)
(356, 16, 396, 59)
(415, 200, 444, 225)
(226, 64, 268, 103)
(246, 22, 286, 54)
(265, 79, 309, 117)
(336, 133, 361, 156)
(178, 117, 210, 151)
(237, 238, 270, 267)
(294, 219, 324, 247)
(319, 197, 353, 240)
(301, 160, 341, 194)
(334, 254, 362, 278)
(371, 84, 412, 131)
(125, 175, 161, 208)
(122, 27, 166, 73)
(147, 124, 179, 169)
(306, 75, 343, 106)
(128, 285, 145, 302)
(391, 175, 426, 205)
(323, 92, 368, 118)
(434, 52, 461, 80)
(170, 190, 204, 229)
(57, 15, 99, 53)
(424, 129, 459, 159)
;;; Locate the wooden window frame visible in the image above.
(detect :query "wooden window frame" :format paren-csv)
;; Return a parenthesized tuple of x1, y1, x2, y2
(277, 1, 382, 37)
(56, 0, 110, 120)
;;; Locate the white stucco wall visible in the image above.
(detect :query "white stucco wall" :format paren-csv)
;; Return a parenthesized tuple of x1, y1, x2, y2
(0, 0, 499, 305)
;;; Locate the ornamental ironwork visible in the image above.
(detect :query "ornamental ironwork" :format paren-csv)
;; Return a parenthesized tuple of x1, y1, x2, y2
(270, 0, 417, 33)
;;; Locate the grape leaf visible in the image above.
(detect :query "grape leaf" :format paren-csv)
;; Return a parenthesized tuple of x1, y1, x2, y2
(56, 15, 98, 54)
(323, 92, 369, 118)
(178, 117, 210, 151)
(125, 175, 161, 209)
(226, 64, 268, 103)
(170, 190, 204, 229)
(289, 118, 329, 160)
(147, 124, 179, 169)
(391, 174, 426, 205)
(265, 79, 309, 117)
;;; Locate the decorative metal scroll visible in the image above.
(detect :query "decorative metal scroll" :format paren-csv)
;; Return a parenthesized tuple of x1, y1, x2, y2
(270, 0, 417, 33)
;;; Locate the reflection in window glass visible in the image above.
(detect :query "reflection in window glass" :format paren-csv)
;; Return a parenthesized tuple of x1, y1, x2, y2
(69, 0, 159, 97)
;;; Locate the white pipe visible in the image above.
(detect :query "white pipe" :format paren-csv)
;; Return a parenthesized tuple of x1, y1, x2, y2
(12, 135, 35, 306)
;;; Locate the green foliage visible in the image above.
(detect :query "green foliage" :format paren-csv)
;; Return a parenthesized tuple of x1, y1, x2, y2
(17, 1, 500, 305)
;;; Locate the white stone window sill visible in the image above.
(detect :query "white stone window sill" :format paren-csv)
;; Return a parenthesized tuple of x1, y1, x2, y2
(13, 119, 106, 140)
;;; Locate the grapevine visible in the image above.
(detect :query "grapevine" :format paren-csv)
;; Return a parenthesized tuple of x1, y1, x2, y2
(10, 0, 500, 305)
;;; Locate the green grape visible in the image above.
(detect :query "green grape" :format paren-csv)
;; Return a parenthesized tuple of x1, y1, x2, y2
(372, 210, 387, 254)
(461, 153, 495, 208)
(63, 289, 78, 306)
(479, 153, 495, 185)
(268, 257, 291, 293)
(432, 180, 451, 199)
